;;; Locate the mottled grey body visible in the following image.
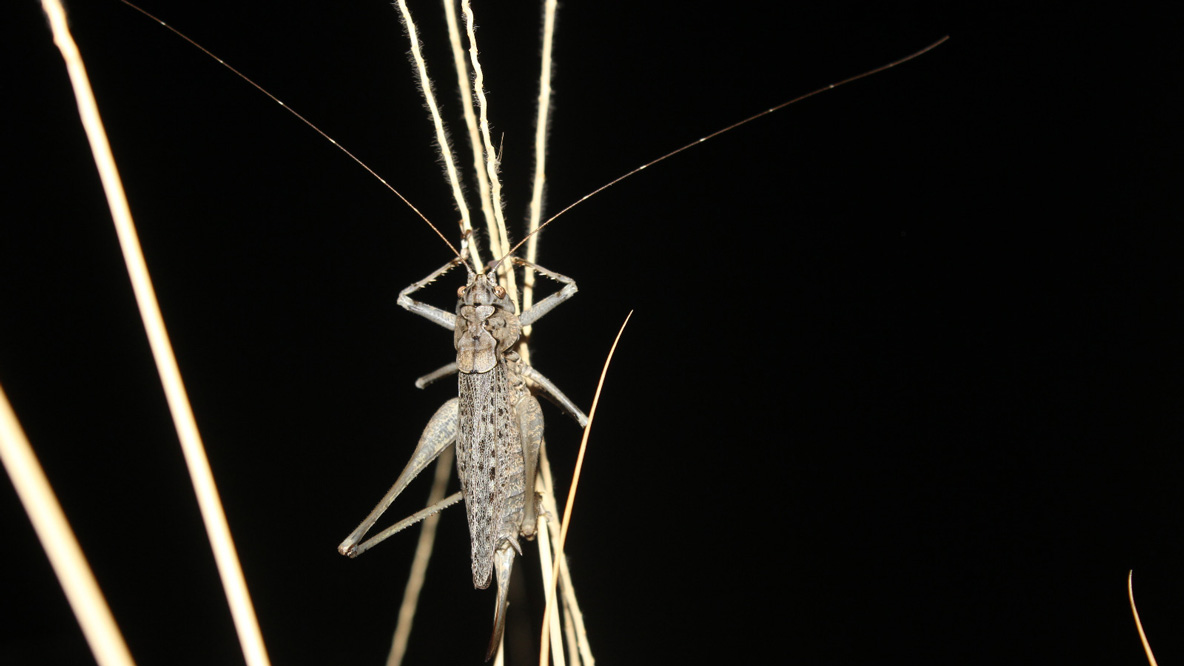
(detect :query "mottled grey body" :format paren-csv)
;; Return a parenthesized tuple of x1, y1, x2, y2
(338, 258, 584, 660)
(457, 351, 524, 588)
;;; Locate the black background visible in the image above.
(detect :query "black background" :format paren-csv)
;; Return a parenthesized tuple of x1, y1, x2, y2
(4, 1, 1183, 664)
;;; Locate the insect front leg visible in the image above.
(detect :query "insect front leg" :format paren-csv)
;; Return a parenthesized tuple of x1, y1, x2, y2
(397, 258, 465, 331)
(338, 397, 460, 558)
(514, 259, 578, 328)
(510, 260, 589, 424)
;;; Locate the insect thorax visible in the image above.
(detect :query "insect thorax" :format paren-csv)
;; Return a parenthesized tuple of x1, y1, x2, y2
(454, 272, 521, 374)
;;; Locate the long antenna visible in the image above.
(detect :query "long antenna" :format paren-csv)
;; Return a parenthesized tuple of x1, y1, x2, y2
(118, 0, 464, 262)
(495, 35, 950, 265)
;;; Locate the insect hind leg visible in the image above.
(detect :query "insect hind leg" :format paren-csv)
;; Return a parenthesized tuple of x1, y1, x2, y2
(516, 393, 545, 538)
(338, 397, 459, 557)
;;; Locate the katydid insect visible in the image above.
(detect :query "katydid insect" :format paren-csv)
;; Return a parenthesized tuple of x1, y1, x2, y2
(337, 253, 588, 660)
(323, 0, 598, 658)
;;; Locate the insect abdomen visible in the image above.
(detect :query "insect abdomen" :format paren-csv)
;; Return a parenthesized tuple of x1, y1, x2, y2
(457, 363, 523, 588)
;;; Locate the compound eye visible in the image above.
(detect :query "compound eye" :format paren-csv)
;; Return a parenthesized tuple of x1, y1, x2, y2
(456, 286, 466, 298)
(494, 285, 506, 299)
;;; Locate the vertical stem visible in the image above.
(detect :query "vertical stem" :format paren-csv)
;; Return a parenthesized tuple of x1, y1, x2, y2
(41, 2, 270, 664)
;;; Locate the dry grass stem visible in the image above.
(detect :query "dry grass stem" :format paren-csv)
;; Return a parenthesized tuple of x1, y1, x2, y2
(522, 0, 559, 338)
(538, 446, 594, 664)
(394, 0, 482, 267)
(39, 2, 271, 664)
(539, 312, 633, 666)
(1127, 571, 1158, 666)
(441, 0, 498, 255)
(561, 603, 579, 666)
(533, 507, 566, 666)
(0, 377, 135, 666)
(460, 0, 518, 304)
(385, 447, 456, 666)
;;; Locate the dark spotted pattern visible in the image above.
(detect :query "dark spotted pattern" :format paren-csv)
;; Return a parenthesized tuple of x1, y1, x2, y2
(457, 354, 525, 589)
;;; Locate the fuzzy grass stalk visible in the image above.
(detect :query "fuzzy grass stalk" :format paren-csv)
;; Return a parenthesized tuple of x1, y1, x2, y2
(391, 0, 481, 268)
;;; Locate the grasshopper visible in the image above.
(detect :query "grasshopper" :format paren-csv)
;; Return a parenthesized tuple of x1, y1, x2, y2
(337, 252, 588, 659)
